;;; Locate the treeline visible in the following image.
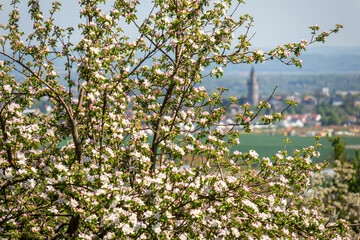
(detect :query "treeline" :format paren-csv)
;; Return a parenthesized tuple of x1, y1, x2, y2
(204, 73, 360, 97)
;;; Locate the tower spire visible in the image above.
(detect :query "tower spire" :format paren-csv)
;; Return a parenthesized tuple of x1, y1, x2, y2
(248, 67, 259, 107)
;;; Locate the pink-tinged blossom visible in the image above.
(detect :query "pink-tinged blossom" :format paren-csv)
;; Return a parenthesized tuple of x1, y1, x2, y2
(304, 157, 312, 164)
(249, 149, 259, 158)
(17, 153, 27, 166)
(122, 223, 134, 235)
(242, 199, 259, 213)
(211, 66, 223, 75)
(104, 15, 112, 22)
(261, 235, 271, 240)
(27, 178, 36, 189)
(3, 168, 13, 180)
(251, 221, 261, 228)
(155, 69, 163, 75)
(226, 176, 237, 184)
(93, 72, 105, 80)
(153, 224, 161, 234)
(268, 195, 275, 207)
(315, 164, 322, 171)
(214, 180, 228, 193)
(3, 84, 12, 93)
(233, 150, 242, 156)
(265, 224, 273, 231)
(284, 50, 291, 58)
(186, 144, 194, 152)
(190, 209, 201, 218)
(263, 157, 272, 167)
(264, 114, 273, 121)
(143, 210, 153, 219)
(69, 199, 79, 208)
(254, 49, 264, 56)
(48, 70, 57, 77)
(280, 175, 289, 184)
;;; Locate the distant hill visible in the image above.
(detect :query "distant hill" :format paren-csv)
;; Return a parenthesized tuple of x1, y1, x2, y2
(3, 46, 359, 97)
(218, 46, 360, 74)
(204, 73, 360, 97)
(203, 46, 360, 97)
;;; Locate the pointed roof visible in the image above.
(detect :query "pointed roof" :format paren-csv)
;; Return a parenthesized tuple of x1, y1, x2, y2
(250, 66, 256, 78)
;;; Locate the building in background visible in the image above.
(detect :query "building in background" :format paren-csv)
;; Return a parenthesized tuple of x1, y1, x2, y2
(248, 67, 259, 107)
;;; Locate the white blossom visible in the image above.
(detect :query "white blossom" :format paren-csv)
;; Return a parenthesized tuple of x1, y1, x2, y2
(249, 149, 259, 158)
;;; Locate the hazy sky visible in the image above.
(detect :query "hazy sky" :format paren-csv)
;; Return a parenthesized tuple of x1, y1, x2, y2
(1, 0, 359, 49)
(241, 0, 360, 48)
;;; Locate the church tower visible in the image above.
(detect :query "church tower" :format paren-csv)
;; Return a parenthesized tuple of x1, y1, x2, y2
(248, 67, 259, 107)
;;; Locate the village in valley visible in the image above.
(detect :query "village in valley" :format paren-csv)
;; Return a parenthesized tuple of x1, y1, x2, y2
(26, 66, 360, 139)
(218, 67, 360, 138)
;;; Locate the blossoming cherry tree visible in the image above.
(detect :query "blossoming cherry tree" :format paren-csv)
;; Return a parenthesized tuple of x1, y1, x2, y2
(0, 0, 348, 239)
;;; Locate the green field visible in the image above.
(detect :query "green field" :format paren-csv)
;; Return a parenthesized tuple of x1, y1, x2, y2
(59, 132, 359, 164)
(230, 133, 360, 163)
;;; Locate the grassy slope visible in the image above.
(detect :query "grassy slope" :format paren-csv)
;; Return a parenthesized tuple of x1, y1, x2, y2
(230, 133, 359, 164)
